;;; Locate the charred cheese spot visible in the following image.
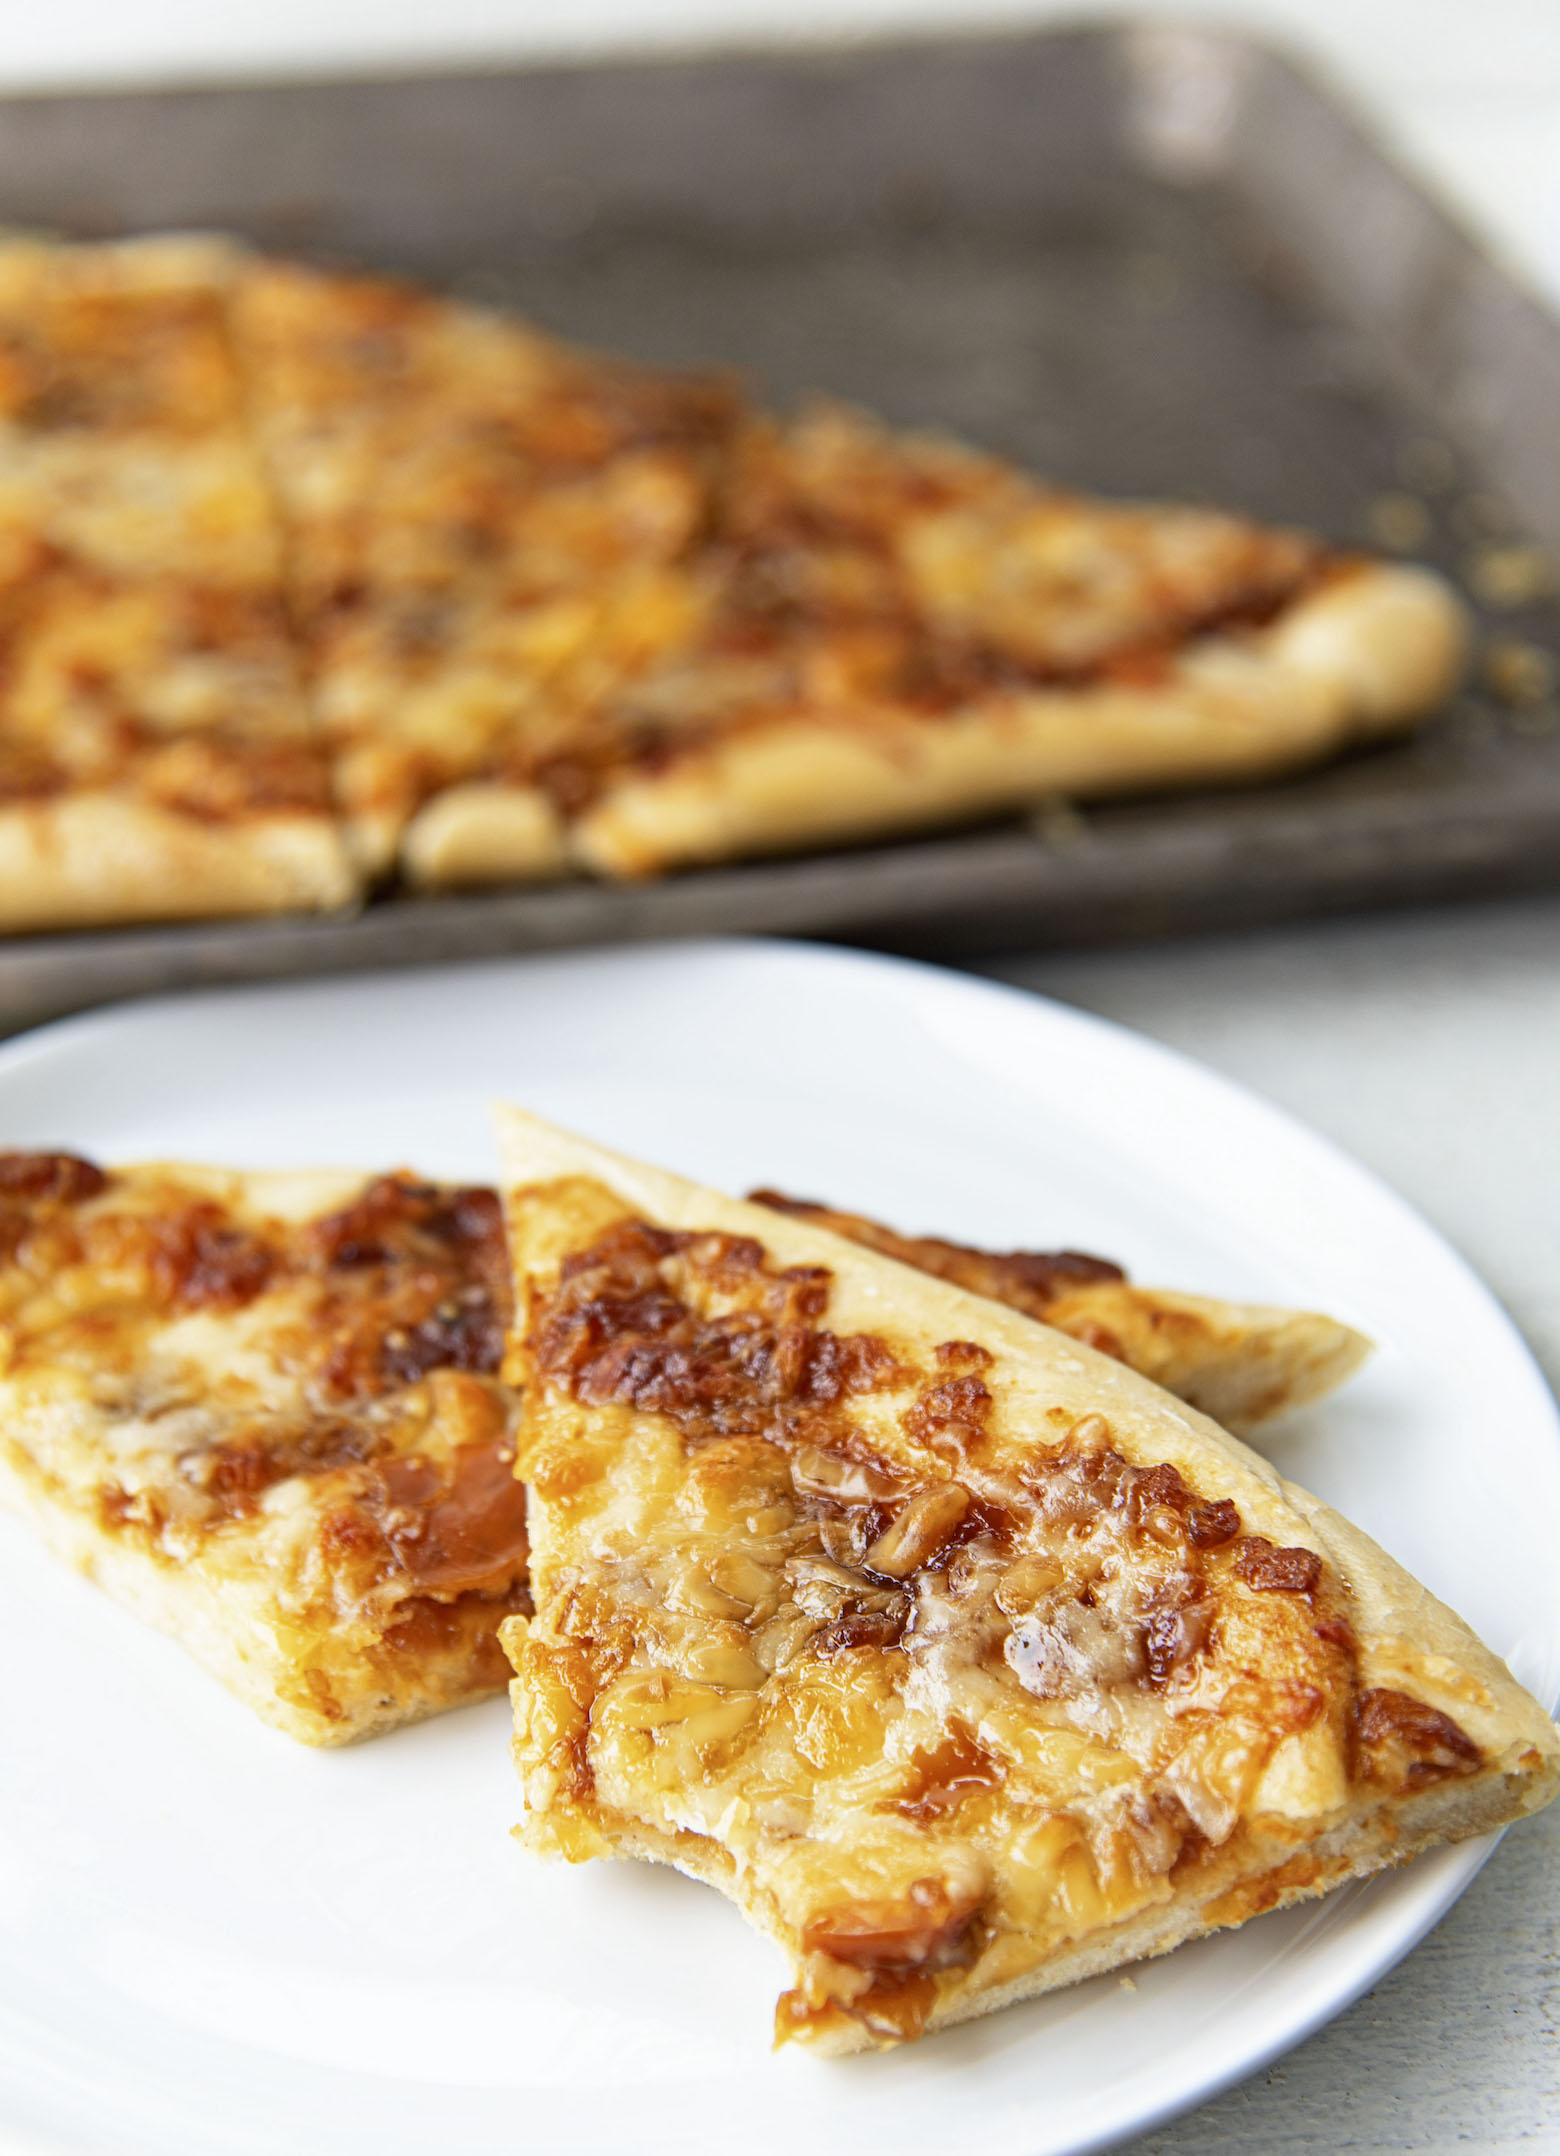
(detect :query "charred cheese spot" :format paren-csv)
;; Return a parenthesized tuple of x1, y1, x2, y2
(0, 1151, 107, 1204)
(1354, 1686, 1483, 1790)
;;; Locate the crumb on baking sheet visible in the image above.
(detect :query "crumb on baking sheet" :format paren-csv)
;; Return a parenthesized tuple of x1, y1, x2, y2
(1483, 638, 1556, 707)
(1030, 796, 1090, 849)
(1465, 544, 1554, 610)
(1366, 494, 1432, 553)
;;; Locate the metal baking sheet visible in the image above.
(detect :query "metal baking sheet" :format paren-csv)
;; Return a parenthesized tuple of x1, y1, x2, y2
(0, 20, 1557, 1031)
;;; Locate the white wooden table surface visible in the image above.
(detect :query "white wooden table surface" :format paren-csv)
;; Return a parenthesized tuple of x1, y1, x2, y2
(3, 4, 1557, 2147)
(985, 897, 1560, 2154)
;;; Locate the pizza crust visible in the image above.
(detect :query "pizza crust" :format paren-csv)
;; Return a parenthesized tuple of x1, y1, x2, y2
(582, 1757, 1540, 2057)
(1045, 1285, 1372, 1435)
(0, 797, 356, 932)
(1262, 562, 1468, 736)
(399, 783, 571, 889)
(566, 562, 1467, 879)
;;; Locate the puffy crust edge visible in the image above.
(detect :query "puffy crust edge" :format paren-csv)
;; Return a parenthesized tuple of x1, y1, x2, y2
(399, 783, 571, 889)
(566, 561, 1469, 879)
(0, 797, 359, 932)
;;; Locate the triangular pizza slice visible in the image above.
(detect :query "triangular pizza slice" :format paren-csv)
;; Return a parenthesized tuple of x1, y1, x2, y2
(232, 258, 1467, 894)
(558, 401, 1468, 879)
(496, 1106, 1557, 2052)
(0, 1152, 528, 1743)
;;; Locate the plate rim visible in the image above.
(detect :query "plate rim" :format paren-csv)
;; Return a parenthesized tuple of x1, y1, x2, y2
(0, 933, 1554, 2156)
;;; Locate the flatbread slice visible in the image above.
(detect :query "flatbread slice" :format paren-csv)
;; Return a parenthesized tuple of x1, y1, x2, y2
(496, 1107, 1558, 2053)
(750, 1191, 1370, 1434)
(233, 267, 1467, 891)
(0, 1151, 527, 1743)
(0, 236, 355, 929)
(231, 257, 740, 882)
(508, 400, 1466, 881)
(0, 1141, 1361, 1750)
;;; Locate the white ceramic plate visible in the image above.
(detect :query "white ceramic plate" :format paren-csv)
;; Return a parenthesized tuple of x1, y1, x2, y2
(0, 938, 1555, 2156)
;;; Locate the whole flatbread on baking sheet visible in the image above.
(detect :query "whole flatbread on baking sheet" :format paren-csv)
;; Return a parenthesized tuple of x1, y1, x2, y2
(0, 237, 1472, 924)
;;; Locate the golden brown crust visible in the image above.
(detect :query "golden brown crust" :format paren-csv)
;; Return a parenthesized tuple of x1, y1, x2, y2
(0, 797, 355, 929)
(495, 1107, 1558, 2053)
(398, 783, 570, 889)
(0, 1153, 528, 1743)
(567, 559, 1466, 879)
(0, 235, 355, 927)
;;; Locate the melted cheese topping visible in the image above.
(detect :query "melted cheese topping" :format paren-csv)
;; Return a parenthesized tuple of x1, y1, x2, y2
(0, 240, 335, 824)
(231, 260, 1335, 869)
(232, 259, 739, 867)
(504, 1189, 1480, 2048)
(0, 239, 1357, 898)
(0, 1152, 530, 1732)
(482, 401, 1329, 817)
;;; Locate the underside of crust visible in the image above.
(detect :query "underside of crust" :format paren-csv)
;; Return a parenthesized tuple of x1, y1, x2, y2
(0, 1434, 521, 1744)
(576, 1756, 1553, 2055)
